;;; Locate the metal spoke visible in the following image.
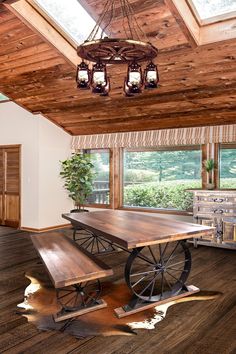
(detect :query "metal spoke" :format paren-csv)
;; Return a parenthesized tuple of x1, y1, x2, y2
(163, 274, 172, 290)
(164, 241, 181, 266)
(166, 270, 185, 285)
(166, 259, 189, 268)
(159, 244, 163, 264)
(132, 273, 152, 288)
(91, 237, 95, 254)
(96, 236, 100, 253)
(130, 269, 158, 277)
(79, 237, 92, 248)
(149, 275, 156, 300)
(167, 267, 188, 272)
(139, 271, 161, 296)
(160, 272, 164, 298)
(148, 246, 157, 263)
(161, 242, 169, 258)
(136, 252, 156, 265)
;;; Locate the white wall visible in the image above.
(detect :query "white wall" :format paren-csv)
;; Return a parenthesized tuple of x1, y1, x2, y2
(38, 116, 72, 228)
(0, 101, 72, 229)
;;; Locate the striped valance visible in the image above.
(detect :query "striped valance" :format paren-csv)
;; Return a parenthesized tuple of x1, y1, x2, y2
(71, 124, 236, 150)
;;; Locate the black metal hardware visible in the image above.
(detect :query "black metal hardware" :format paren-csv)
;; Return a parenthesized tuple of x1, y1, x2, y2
(73, 228, 116, 255)
(56, 279, 101, 314)
(124, 241, 191, 304)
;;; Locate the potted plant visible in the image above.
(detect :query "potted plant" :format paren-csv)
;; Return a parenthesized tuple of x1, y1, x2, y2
(60, 152, 95, 212)
(203, 158, 216, 190)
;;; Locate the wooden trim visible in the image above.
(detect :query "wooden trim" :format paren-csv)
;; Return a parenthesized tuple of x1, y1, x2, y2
(113, 147, 123, 209)
(4, 0, 78, 67)
(166, 0, 236, 46)
(125, 145, 201, 152)
(202, 144, 207, 189)
(20, 223, 71, 233)
(27, 0, 77, 49)
(187, 0, 236, 26)
(214, 143, 219, 189)
(119, 206, 193, 217)
(165, 0, 200, 46)
(0, 100, 11, 104)
(84, 204, 111, 209)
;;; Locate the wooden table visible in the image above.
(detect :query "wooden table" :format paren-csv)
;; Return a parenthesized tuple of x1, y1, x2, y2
(63, 210, 214, 317)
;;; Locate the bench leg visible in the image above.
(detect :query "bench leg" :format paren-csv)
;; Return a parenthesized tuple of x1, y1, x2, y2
(54, 279, 107, 322)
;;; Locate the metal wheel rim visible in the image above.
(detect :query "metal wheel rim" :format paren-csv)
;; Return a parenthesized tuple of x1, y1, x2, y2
(125, 241, 191, 302)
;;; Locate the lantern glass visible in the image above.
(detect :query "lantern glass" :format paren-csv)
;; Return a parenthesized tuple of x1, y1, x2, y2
(78, 69, 89, 82)
(129, 71, 141, 85)
(93, 71, 106, 85)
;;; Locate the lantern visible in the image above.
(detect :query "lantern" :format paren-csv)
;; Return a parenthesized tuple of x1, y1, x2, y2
(91, 62, 110, 96)
(76, 61, 91, 89)
(124, 62, 143, 96)
(144, 62, 159, 89)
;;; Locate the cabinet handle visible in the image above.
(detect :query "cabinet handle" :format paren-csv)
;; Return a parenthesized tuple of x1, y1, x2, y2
(213, 198, 224, 203)
(213, 209, 224, 214)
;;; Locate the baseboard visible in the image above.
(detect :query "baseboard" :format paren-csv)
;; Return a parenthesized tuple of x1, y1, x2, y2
(20, 223, 71, 233)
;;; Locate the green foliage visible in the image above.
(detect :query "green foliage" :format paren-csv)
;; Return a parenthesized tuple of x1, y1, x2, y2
(124, 180, 201, 211)
(203, 159, 216, 172)
(124, 169, 158, 183)
(60, 153, 95, 210)
(124, 150, 201, 182)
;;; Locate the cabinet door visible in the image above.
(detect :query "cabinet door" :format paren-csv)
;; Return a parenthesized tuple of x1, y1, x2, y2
(4, 148, 20, 227)
(0, 147, 20, 228)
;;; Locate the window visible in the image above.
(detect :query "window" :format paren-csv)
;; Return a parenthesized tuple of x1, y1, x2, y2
(0, 93, 9, 101)
(34, 0, 101, 46)
(188, 0, 236, 24)
(86, 149, 111, 206)
(123, 147, 202, 211)
(219, 144, 236, 189)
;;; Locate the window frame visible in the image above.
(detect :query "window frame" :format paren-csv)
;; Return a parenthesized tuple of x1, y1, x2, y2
(218, 143, 236, 190)
(187, 0, 236, 26)
(120, 144, 202, 215)
(83, 148, 113, 209)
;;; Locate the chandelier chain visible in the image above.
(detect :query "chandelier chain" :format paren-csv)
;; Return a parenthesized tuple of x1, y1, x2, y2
(101, 0, 116, 38)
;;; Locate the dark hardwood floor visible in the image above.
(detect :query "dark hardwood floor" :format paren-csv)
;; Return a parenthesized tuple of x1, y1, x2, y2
(0, 226, 235, 354)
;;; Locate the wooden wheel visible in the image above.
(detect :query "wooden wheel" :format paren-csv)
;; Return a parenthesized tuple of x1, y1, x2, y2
(125, 241, 191, 302)
(57, 280, 101, 312)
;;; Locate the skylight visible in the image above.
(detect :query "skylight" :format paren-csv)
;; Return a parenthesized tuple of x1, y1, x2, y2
(190, 0, 236, 21)
(0, 93, 9, 101)
(35, 0, 100, 45)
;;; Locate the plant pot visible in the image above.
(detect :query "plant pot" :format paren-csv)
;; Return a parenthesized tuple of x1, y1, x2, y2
(206, 183, 215, 190)
(70, 208, 89, 213)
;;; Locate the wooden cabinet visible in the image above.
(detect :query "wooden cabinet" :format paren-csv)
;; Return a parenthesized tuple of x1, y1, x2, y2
(188, 189, 236, 250)
(0, 146, 20, 228)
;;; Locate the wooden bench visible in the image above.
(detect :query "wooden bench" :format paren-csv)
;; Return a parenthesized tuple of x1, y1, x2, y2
(31, 232, 113, 322)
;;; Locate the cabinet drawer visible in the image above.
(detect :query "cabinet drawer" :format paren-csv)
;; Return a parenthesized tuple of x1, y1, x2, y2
(195, 206, 236, 217)
(195, 195, 236, 204)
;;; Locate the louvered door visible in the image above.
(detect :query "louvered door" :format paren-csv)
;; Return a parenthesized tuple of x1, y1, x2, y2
(0, 146, 20, 228)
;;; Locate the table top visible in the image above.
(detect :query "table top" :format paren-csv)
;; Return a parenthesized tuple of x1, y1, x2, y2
(63, 210, 214, 250)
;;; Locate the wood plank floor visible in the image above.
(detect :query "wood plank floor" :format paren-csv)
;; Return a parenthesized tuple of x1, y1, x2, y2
(0, 227, 235, 354)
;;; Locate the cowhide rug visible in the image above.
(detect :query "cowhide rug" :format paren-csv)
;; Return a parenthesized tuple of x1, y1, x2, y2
(16, 266, 221, 338)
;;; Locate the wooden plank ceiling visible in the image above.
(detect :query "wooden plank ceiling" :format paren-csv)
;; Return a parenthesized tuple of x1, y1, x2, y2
(0, 0, 236, 136)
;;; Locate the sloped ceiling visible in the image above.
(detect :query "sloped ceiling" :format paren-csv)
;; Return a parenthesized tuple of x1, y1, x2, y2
(0, 0, 235, 135)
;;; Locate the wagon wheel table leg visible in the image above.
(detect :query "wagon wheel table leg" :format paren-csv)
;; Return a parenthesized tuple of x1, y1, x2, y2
(54, 279, 107, 322)
(73, 227, 116, 255)
(115, 240, 200, 318)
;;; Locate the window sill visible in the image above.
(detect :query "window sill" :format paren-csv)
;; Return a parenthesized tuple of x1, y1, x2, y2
(118, 206, 193, 216)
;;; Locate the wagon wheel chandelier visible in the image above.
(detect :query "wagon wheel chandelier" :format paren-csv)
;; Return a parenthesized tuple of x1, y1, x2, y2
(76, 0, 159, 97)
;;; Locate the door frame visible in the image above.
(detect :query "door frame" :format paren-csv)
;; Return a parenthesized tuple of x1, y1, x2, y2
(0, 144, 21, 228)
